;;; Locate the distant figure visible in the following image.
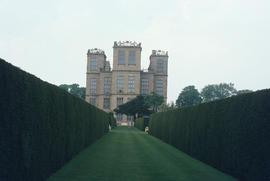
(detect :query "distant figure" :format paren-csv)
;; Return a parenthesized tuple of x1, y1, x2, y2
(145, 126, 149, 133)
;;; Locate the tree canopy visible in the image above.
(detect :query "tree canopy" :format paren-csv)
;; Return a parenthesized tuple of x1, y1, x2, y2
(176, 85, 202, 107)
(144, 92, 164, 112)
(114, 93, 164, 119)
(158, 102, 176, 112)
(59, 84, 86, 100)
(237, 89, 253, 95)
(114, 95, 152, 118)
(201, 83, 237, 102)
(174, 83, 253, 108)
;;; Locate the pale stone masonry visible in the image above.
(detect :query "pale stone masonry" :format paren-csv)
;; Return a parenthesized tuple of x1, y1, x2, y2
(85, 41, 168, 126)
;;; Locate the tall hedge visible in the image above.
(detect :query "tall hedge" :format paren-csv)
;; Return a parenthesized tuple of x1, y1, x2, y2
(134, 117, 149, 131)
(149, 90, 270, 181)
(0, 58, 109, 181)
(108, 112, 117, 129)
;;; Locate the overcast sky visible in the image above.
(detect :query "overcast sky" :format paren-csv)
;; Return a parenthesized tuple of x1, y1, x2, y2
(1, 0, 270, 102)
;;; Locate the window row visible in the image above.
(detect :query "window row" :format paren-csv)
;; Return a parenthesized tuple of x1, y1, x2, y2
(90, 76, 134, 94)
(90, 77, 162, 95)
(117, 76, 135, 93)
(89, 97, 135, 108)
(90, 97, 111, 109)
(91, 57, 164, 73)
(118, 50, 136, 65)
(118, 56, 164, 73)
(90, 77, 111, 94)
(141, 78, 163, 96)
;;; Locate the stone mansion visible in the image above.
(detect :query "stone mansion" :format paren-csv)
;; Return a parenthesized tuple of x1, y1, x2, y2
(85, 41, 168, 126)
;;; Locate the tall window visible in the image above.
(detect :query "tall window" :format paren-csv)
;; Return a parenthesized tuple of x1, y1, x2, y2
(156, 79, 163, 96)
(127, 115, 134, 121)
(128, 76, 135, 93)
(157, 59, 164, 73)
(90, 78, 96, 94)
(103, 98, 110, 109)
(90, 58, 98, 71)
(141, 78, 149, 95)
(104, 77, 111, 94)
(118, 50, 125, 65)
(128, 51, 136, 65)
(116, 114, 123, 121)
(90, 98, 96, 105)
(117, 76, 124, 93)
(117, 97, 123, 106)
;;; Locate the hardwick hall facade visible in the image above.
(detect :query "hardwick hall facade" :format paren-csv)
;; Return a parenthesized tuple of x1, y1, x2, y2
(85, 41, 168, 126)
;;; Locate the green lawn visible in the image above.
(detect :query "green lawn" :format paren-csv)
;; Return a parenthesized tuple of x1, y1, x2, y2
(48, 127, 237, 181)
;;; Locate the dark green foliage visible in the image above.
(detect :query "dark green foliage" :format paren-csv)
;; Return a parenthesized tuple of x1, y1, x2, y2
(144, 92, 164, 112)
(176, 85, 202, 107)
(0, 58, 109, 181)
(114, 95, 153, 118)
(48, 127, 236, 181)
(108, 112, 117, 129)
(201, 83, 237, 102)
(149, 89, 270, 181)
(237, 89, 253, 95)
(59, 83, 86, 99)
(134, 117, 149, 131)
(114, 93, 163, 120)
(158, 102, 176, 112)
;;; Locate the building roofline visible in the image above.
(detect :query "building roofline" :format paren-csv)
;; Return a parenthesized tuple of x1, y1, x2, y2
(150, 50, 169, 58)
(87, 48, 107, 58)
(113, 41, 142, 50)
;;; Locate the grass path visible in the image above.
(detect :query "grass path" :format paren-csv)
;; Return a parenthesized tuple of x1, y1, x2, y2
(48, 127, 237, 181)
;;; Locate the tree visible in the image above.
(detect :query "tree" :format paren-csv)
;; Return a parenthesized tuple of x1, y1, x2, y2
(158, 101, 176, 112)
(114, 95, 152, 119)
(169, 101, 176, 109)
(176, 85, 202, 107)
(201, 83, 237, 102)
(237, 89, 253, 95)
(158, 103, 169, 112)
(59, 84, 86, 99)
(114, 93, 163, 120)
(144, 92, 164, 112)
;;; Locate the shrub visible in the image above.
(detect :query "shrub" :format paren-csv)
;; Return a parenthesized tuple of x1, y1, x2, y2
(135, 117, 149, 131)
(108, 112, 117, 129)
(149, 90, 270, 181)
(0, 58, 110, 181)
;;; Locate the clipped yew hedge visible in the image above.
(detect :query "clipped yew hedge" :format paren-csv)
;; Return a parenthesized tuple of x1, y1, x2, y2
(135, 117, 149, 131)
(0, 58, 109, 181)
(149, 90, 270, 181)
(134, 118, 144, 131)
(108, 112, 117, 129)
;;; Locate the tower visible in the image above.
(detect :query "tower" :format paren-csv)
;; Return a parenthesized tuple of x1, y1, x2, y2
(85, 48, 107, 107)
(111, 41, 142, 124)
(148, 50, 168, 103)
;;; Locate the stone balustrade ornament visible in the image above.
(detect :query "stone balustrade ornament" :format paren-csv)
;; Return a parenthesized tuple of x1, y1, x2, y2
(114, 41, 141, 47)
(151, 50, 168, 56)
(87, 48, 105, 55)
